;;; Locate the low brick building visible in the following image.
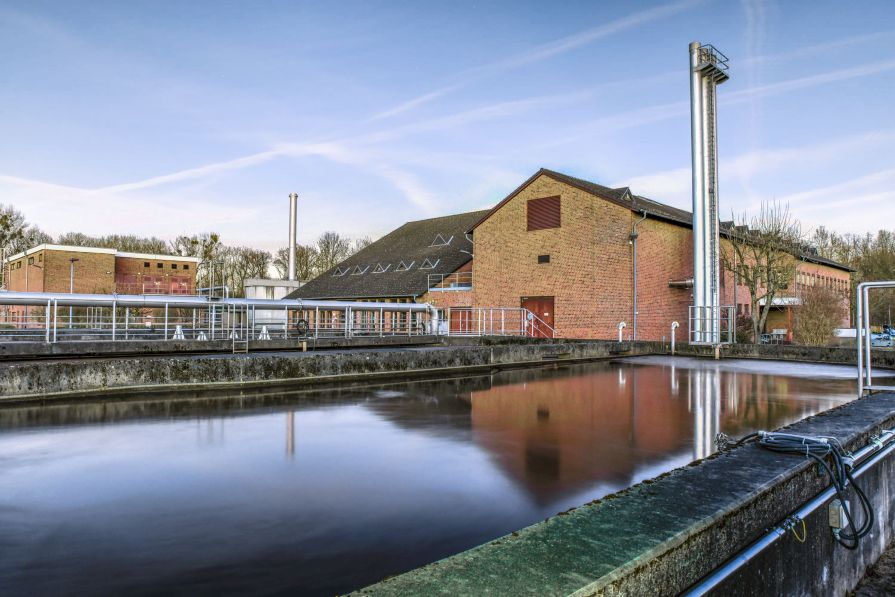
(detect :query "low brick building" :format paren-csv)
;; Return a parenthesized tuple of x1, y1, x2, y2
(289, 168, 853, 341)
(3, 244, 199, 296)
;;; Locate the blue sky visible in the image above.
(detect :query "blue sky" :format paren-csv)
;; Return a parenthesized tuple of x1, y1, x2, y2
(2, 0, 894, 250)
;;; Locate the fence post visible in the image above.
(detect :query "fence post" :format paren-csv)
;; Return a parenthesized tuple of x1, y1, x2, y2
(671, 321, 679, 355)
(111, 301, 117, 341)
(164, 303, 169, 341)
(618, 321, 626, 342)
(45, 299, 51, 344)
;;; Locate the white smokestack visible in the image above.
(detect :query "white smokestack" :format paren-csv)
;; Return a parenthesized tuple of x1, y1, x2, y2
(288, 193, 298, 281)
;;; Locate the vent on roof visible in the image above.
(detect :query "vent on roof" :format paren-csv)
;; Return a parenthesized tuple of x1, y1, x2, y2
(333, 266, 351, 277)
(420, 258, 440, 270)
(395, 260, 415, 272)
(351, 265, 369, 275)
(527, 196, 561, 231)
(373, 263, 391, 273)
(431, 234, 453, 247)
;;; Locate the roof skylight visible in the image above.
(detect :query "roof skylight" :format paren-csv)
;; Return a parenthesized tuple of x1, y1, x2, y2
(420, 258, 440, 270)
(372, 263, 391, 273)
(395, 260, 415, 272)
(431, 234, 453, 247)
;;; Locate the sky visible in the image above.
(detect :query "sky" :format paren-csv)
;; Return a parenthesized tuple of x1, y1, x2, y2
(2, 0, 894, 251)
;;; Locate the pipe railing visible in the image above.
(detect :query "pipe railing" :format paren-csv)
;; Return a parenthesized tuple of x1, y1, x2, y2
(671, 321, 680, 355)
(443, 307, 555, 338)
(617, 321, 626, 342)
(0, 291, 438, 344)
(856, 281, 895, 396)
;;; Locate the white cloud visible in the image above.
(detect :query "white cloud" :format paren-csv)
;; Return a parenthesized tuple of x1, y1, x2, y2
(369, 0, 702, 120)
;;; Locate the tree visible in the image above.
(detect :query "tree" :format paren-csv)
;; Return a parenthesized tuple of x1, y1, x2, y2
(721, 202, 803, 343)
(352, 236, 373, 254)
(56, 232, 168, 253)
(273, 245, 318, 280)
(792, 285, 846, 346)
(315, 231, 352, 272)
(219, 246, 272, 297)
(1, 205, 53, 287)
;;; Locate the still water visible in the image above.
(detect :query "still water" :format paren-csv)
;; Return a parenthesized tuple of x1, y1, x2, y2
(0, 357, 862, 595)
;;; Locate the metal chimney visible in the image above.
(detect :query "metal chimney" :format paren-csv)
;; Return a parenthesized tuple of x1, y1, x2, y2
(689, 41, 729, 345)
(288, 193, 298, 281)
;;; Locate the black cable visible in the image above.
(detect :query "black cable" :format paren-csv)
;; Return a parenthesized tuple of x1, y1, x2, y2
(753, 431, 874, 550)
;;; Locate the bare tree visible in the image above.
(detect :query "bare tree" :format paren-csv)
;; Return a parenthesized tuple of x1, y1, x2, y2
(273, 245, 318, 280)
(315, 231, 352, 272)
(352, 236, 373, 253)
(792, 285, 846, 346)
(57, 232, 168, 254)
(721, 201, 803, 343)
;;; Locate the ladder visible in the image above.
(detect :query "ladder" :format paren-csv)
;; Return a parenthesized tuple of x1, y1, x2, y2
(230, 304, 250, 354)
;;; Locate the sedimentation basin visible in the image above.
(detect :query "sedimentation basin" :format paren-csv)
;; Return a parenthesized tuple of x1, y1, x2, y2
(2, 339, 895, 595)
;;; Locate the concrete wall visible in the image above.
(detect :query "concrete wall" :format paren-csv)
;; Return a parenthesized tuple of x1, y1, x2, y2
(359, 393, 895, 596)
(0, 340, 648, 402)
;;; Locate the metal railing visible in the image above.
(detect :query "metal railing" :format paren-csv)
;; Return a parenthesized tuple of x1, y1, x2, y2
(857, 281, 895, 396)
(444, 307, 555, 338)
(0, 291, 437, 345)
(427, 272, 472, 291)
(689, 305, 735, 345)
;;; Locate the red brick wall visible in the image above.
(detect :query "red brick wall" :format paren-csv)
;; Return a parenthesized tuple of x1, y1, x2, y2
(43, 250, 117, 294)
(472, 174, 633, 339)
(115, 256, 197, 294)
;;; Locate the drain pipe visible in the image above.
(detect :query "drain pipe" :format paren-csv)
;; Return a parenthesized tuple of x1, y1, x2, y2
(630, 210, 648, 340)
(671, 321, 680, 355)
(618, 321, 626, 342)
(684, 430, 895, 596)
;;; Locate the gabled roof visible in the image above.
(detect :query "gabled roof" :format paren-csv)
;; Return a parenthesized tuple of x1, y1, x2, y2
(471, 168, 853, 272)
(286, 210, 488, 300)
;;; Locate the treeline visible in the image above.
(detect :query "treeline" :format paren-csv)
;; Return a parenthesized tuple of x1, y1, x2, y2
(0, 203, 373, 297)
(810, 227, 895, 323)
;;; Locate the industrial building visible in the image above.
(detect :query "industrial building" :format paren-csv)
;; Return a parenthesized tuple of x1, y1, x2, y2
(289, 168, 853, 342)
(2, 244, 199, 321)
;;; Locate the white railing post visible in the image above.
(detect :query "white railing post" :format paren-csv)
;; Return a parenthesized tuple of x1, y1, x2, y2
(618, 321, 626, 342)
(111, 300, 117, 341)
(671, 321, 680, 355)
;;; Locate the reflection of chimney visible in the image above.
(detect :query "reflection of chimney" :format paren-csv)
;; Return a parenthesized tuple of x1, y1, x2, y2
(288, 193, 298, 281)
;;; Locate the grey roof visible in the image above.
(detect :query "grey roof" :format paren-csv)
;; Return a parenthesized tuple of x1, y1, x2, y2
(474, 168, 853, 273)
(286, 210, 488, 300)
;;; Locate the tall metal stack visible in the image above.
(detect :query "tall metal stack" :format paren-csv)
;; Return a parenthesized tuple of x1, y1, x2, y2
(689, 42, 729, 345)
(288, 192, 298, 281)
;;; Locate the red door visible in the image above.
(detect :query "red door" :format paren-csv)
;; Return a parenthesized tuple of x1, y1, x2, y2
(521, 296, 554, 338)
(449, 307, 473, 334)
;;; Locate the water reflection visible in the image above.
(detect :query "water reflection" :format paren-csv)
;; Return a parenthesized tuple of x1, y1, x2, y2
(0, 358, 857, 596)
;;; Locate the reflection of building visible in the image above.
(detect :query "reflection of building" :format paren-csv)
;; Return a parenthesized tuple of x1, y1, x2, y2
(286, 169, 852, 340)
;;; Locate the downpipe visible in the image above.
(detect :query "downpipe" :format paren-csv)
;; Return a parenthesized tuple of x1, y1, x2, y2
(630, 210, 648, 341)
(684, 430, 895, 596)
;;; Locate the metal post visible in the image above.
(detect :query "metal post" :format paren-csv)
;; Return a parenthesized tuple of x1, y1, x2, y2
(164, 302, 169, 341)
(618, 321, 626, 342)
(45, 299, 51, 343)
(52, 300, 58, 343)
(315, 306, 319, 337)
(111, 301, 117, 341)
(671, 321, 680, 355)
(857, 285, 864, 395)
(345, 307, 349, 338)
(864, 285, 872, 388)
(501, 310, 505, 336)
(125, 307, 130, 340)
(211, 305, 216, 340)
(380, 307, 384, 337)
(68, 257, 79, 328)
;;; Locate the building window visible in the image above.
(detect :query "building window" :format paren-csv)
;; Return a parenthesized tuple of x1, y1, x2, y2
(171, 264, 178, 270)
(16, 261, 21, 269)
(144, 262, 150, 268)
(351, 265, 369, 275)
(527, 196, 561, 231)
(333, 266, 350, 277)
(183, 264, 189, 271)
(373, 263, 391, 273)
(395, 260, 415, 272)
(537, 254, 550, 264)
(430, 234, 453, 247)
(420, 258, 440, 269)
(28, 257, 34, 265)
(38, 254, 43, 262)
(157, 263, 163, 269)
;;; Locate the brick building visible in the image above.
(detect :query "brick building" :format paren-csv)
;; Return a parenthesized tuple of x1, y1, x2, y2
(289, 168, 853, 341)
(3, 244, 199, 296)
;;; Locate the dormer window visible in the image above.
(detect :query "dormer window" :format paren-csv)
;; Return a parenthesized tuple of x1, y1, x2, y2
(420, 258, 440, 270)
(431, 234, 453, 247)
(395, 260, 415, 272)
(373, 263, 391, 273)
(351, 265, 369, 275)
(333, 266, 350, 277)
